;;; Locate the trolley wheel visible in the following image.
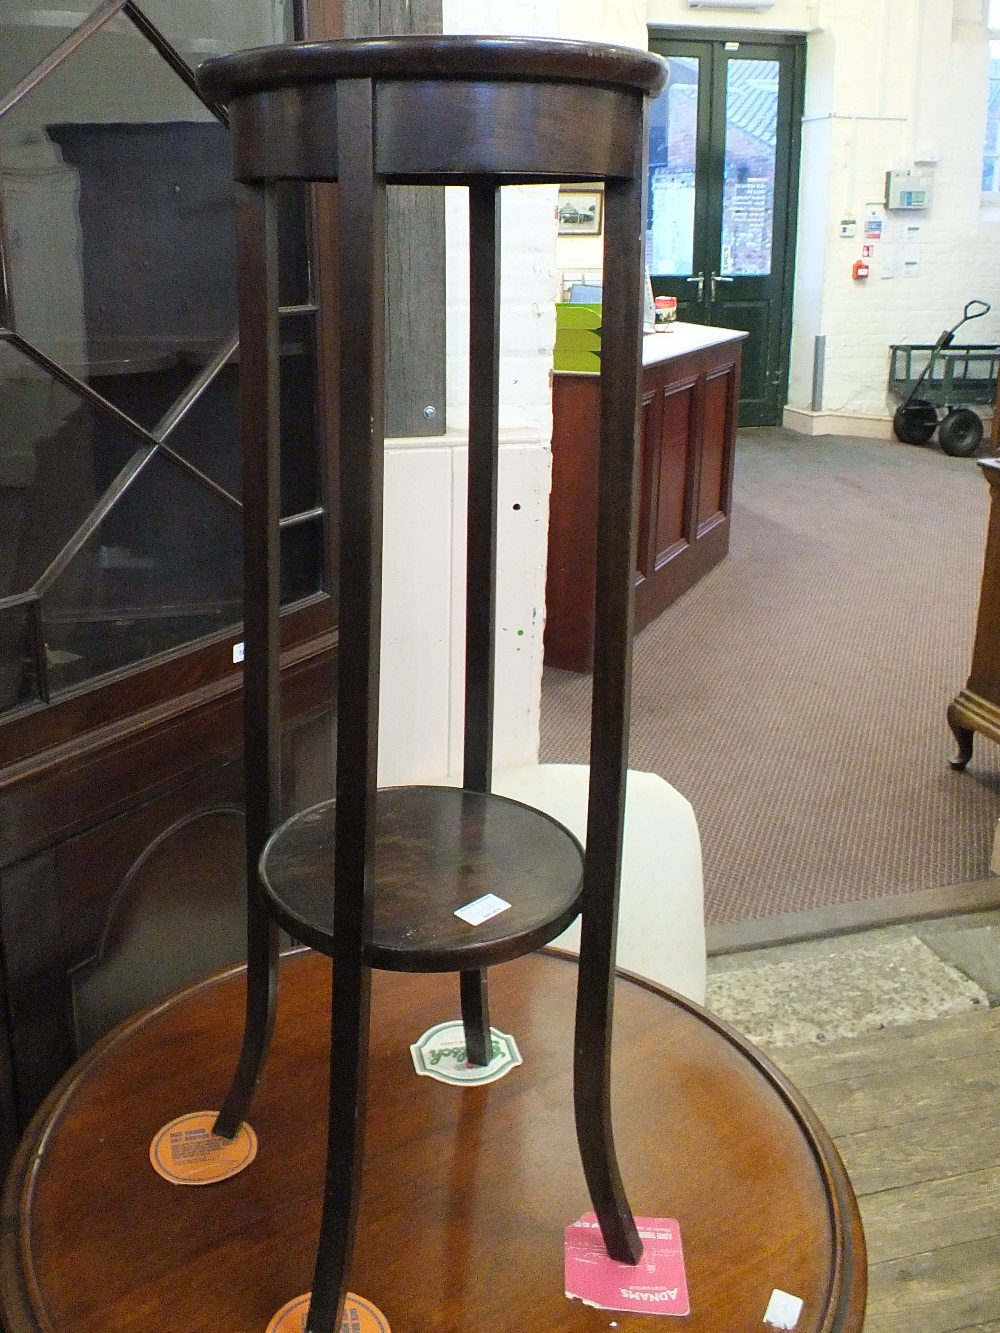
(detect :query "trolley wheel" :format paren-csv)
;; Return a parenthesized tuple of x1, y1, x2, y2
(938, 407, 984, 457)
(893, 399, 938, 445)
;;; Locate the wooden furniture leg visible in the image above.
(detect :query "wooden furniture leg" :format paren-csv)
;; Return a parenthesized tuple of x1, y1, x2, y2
(213, 183, 283, 1141)
(305, 77, 385, 1333)
(460, 969, 492, 1067)
(572, 153, 647, 1266)
(947, 702, 975, 770)
(457, 182, 503, 1068)
(948, 460, 1000, 770)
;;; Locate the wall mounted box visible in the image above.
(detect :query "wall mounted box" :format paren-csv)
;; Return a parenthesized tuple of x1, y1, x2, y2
(885, 167, 933, 210)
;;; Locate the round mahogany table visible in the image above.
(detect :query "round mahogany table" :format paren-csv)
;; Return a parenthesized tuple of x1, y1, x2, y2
(0, 951, 865, 1332)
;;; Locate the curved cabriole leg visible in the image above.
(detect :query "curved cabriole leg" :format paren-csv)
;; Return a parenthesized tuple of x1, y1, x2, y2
(305, 75, 385, 1333)
(215, 181, 283, 1140)
(947, 704, 975, 770)
(572, 148, 649, 1266)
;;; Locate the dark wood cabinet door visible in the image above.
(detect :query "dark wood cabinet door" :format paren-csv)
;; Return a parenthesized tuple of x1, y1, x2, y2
(546, 334, 743, 673)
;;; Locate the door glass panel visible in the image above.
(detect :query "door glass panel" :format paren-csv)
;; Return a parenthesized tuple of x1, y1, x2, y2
(647, 57, 699, 277)
(41, 451, 242, 695)
(720, 58, 778, 277)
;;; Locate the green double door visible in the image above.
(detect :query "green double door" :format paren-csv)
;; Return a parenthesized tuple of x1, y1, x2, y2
(647, 30, 805, 426)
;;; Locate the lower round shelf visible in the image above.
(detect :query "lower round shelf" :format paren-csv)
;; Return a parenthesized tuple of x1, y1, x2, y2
(261, 785, 585, 970)
(1, 950, 866, 1332)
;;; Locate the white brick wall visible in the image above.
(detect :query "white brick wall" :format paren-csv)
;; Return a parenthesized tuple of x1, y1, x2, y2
(793, 0, 1000, 425)
(381, 1, 567, 786)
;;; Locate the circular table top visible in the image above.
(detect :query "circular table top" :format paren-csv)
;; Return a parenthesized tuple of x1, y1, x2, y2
(0, 950, 865, 1332)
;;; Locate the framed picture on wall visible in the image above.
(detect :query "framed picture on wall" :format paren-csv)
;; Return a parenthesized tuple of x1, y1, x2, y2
(557, 187, 603, 235)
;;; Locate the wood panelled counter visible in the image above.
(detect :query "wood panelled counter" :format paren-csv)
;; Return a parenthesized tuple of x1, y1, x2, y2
(545, 325, 745, 672)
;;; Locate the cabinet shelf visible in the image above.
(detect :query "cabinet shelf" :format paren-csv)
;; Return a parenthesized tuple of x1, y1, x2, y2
(261, 785, 584, 972)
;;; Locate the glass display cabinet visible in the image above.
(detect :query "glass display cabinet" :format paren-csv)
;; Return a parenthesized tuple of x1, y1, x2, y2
(0, 0, 449, 1168)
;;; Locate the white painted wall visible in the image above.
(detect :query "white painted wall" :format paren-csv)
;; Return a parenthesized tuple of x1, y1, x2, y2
(380, 0, 650, 786)
(646, 0, 815, 32)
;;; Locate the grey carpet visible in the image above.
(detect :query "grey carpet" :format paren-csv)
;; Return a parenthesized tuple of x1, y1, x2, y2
(540, 429, 1000, 924)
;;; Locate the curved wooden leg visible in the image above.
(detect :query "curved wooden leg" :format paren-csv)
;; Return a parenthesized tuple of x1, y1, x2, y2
(213, 899, 279, 1139)
(304, 75, 383, 1333)
(947, 704, 975, 770)
(460, 969, 492, 1066)
(570, 159, 646, 1267)
(304, 964, 372, 1333)
(573, 920, 643, 1265)
(215, 180, 283, 1140)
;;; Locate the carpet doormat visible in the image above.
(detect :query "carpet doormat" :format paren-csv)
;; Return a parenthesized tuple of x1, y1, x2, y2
(705, 935, 989, 1047)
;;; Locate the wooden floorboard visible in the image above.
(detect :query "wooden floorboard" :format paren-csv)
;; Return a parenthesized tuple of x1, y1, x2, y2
(830, 1103, 1000, 1195)
(771, 1008, 1000, 1086)
(769, 1007, 1000, 1331)
(862, 1238, 1000, 1333)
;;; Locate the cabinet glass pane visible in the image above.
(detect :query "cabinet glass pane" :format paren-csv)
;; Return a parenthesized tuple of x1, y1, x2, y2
(0, 0, 323, 717)
(281, 518, 324, 606)
(0, 604, 39, 712)
(139, 0, 295, 64)
(720, 58, 778, 277)
(0, 340, 110, 596)
(1, 20, 238, 425)
(647, 57, 698, 278)
(41, 452, 241, 694)
(0, 2, 79, 97)
(166, 312, 319, 512)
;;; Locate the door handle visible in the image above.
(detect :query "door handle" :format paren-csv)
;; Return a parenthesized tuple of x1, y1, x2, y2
(685, 272, 705, 300)
(710, 273, 734, 301)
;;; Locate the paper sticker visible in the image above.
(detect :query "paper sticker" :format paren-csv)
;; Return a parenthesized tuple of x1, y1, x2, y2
(564, 1214, 690, 1316)
(454, 893, 511, 925)
(149, 1111, 257, 1185)
(410, 1020, 522, 1085)
(266, 1292, 390, 1333)
(764, 1289, 804, 1329)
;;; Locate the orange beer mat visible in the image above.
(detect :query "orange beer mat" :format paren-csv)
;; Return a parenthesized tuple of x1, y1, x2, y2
(266, 1292, 390, 1333)
(149, 1110, 258, 1185)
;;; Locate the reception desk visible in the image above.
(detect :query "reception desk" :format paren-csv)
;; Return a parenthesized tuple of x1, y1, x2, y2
(545, 324, 745, 672)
